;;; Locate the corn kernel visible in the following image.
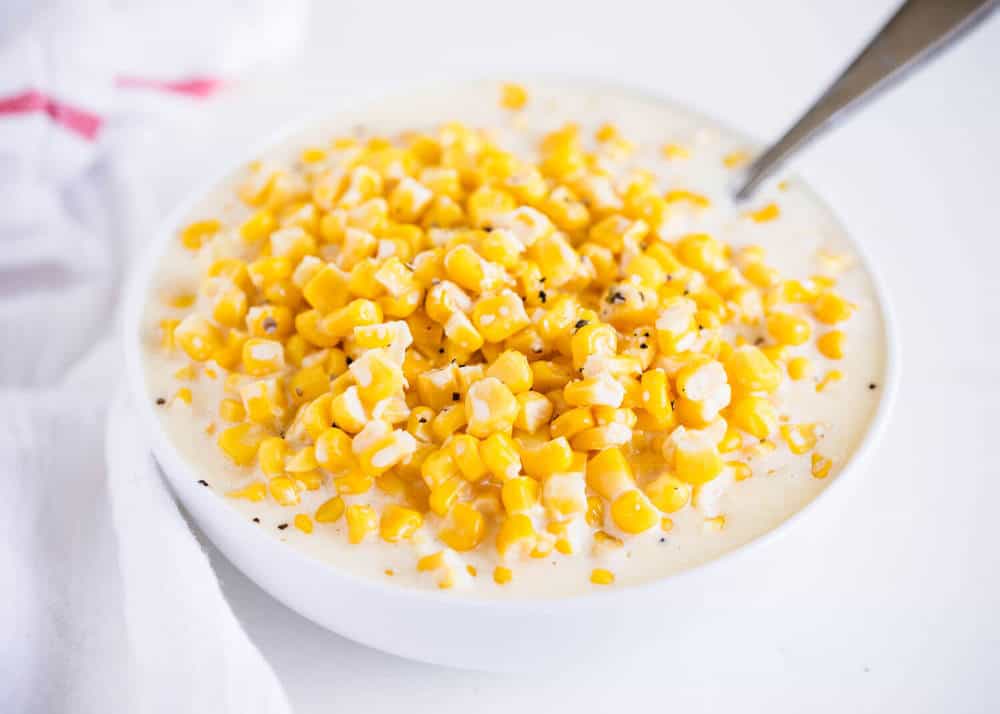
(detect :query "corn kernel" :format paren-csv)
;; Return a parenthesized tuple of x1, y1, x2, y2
(439, 503, 486, 552)
(811, 452, 833, 479)
(345, 504, 378, 544)
(817, 330, 846, 359)
(590, 568, 615, 585)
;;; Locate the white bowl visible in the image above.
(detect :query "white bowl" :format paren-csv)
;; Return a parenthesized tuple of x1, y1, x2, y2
(122, 80, 899, 672)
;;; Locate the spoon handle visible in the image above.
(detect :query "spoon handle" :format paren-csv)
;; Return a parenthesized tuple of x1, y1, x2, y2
(735, 0, 998, 200)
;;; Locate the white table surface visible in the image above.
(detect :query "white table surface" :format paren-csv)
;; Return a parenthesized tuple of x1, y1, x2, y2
(185, 1, 1000, 711)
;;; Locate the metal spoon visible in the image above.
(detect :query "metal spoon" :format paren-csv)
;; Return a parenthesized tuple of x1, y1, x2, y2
(735, 0, 999, 201)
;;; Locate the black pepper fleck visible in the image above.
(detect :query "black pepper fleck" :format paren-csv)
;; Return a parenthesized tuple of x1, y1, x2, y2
(574, 319, 589, 330)
(659, 537, 666, 543)
(438, 348, 445, 354)
(452, 392, 460, 401)
(346, 357, 353, 365)
(640, 343, 648, 349)
(754, 337, 765, 346)
(682, 289, 689, 296)
(538, 290, 547, 303)
(607, 291, 626, 304)
(197, 479, 208, 487)
(419, 417, 428, 423)
(155, 398, 166, 405)
(277, 523, 289, 530)
(868, 383, 877, 390)
(253, 517, 260, 523)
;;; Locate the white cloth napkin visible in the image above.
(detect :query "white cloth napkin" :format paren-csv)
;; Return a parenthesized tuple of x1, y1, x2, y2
(0, 2, 308, 711)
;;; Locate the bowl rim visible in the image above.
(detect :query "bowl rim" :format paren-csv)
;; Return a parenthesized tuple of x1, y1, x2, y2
(121, 74, 901, 612)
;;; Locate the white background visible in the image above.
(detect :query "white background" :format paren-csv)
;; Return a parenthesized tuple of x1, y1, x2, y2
(182, 1, 998, 711)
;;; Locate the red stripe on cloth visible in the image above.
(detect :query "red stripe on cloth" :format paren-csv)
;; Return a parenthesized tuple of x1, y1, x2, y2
(116, 75, 224, 98)
(0, 89, 103, 140)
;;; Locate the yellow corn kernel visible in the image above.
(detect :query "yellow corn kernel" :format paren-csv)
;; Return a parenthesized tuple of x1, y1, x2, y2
(584, 495, 604, 528)
(226, 482, 266, 502)
(493, 565, 513, 584)
(569, 323, 617, 372)
(816, 369, 844, 392)
(180, 219, 220, 250)
(465, 377, 518, 438)
(787, 356, 812, 381)
(173, 314, 222, 362)
(218, 398, 245, 423)
(766, 311, 812, 346)
(256, 437, 286, 477)
(240, 209, 277, 244)
(417, 551, 445, 572)
(471, 290, 531, 343)
(428, 475, 467, 516)
(496, 513, 538, 559)
(550, 407, 595, 440)
(448, 434, 488, 482)
(529, 232, 582, 287)
(406, 406, 436, 442)
(813, 291, 855, 324)
(672, 427, 724, 485)
(239, 377, 285, 425)
(564, 375, 625, 408)
(268, 476, 300, 507)
(590, 568, 615, 585)
(315, 496, 346, 524)
(387, 176, 433, 223)
(293, 513, 314, 534)
(521, 437, 574, 478)
(747, 203, 780, 223)
(217, 423, 267, 467)
(302, 264, 349, 314)
(430, 405, 468, 442)
(611, 489, 659, 534)
(588, 215, 648, 254)
(329, 386, 368, 433)
(170, 387, 192, 405)
(644, 473, 691, 513)
(570, 424, 633, 452)
(480, 432, 522, 481)
(704, 515, 727, 532)
(817, 330, 846, 359)
(780, 423, 819, 455)
(421, 448, 460, 491)
(728, 460, 753, 481)
(500, 82, 528, 110)
(333, 468, 374, 495)
(811, 452, 833, 479)
(421, 195, 466, 228)
(486, 350, 533, 394)
(442, 311, 484, 352)
(724, 345, 782, 395)
(585, 447, 635, 499)
(727, 396, 778, 439)
(501, 476, 539, 514)
(662, 143, 690, 160)
(345, 504, 378, 544)
(439, 503, 486, 552)
(530, 360, 573, 392)
(716, 424, 741, 453)
(513, 391, 553, 433)
(379, 505, 424, 543)
(241, 338, 284, 376)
